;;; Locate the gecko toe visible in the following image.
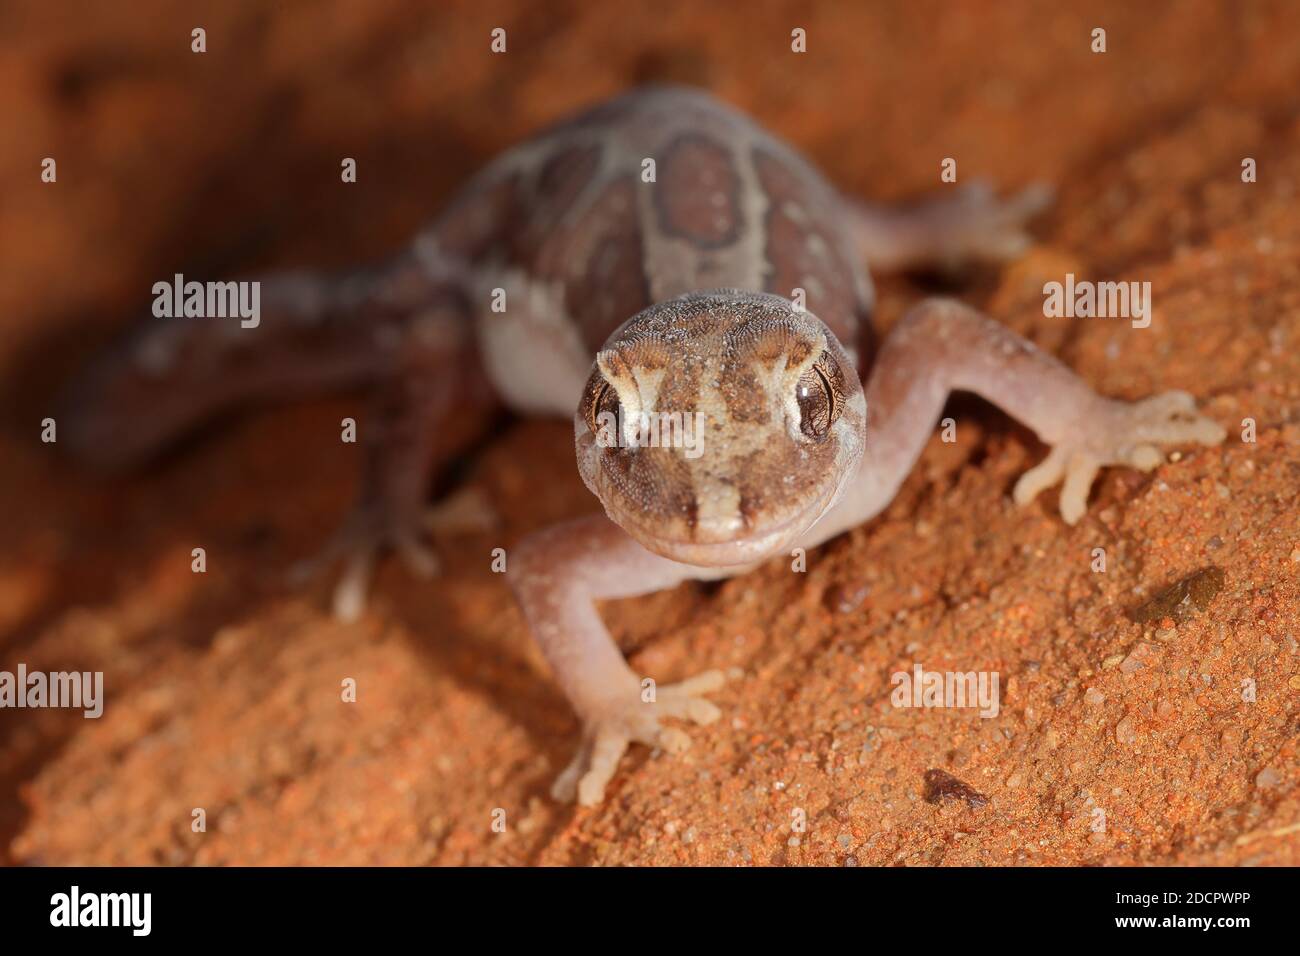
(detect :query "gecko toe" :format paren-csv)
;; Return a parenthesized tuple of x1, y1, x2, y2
(1142, 390, 1196, 413)
(332, 549, 376, 623)
(576, 730, 631, 807)
(1131, 391, 1225, 442)
(659, 694, 722, 725)
(663, 668, 726, 696)
(550, 742, 589, 803)
(1059, 453, 1101, 525)
(1125, 443, 1164, 471)
(1013, 446, 1068, 508)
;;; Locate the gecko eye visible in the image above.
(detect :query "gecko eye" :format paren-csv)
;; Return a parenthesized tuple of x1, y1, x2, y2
(796, 351, 847, 440)
(581, 375, 623, 443)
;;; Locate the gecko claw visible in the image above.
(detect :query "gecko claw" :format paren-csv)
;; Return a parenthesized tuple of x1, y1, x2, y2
(553, 669, 726, 806)
(1014, 390, 1225, 525)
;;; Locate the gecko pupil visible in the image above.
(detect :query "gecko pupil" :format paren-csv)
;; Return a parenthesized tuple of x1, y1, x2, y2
(586, 379, 622, 439)
(797, 356, 841, 439)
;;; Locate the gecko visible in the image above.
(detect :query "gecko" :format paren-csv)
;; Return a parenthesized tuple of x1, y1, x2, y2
(61, 86, 1226, 806)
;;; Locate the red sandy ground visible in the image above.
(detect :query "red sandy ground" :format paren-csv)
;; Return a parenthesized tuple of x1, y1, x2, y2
(1, 1, 1297, 865)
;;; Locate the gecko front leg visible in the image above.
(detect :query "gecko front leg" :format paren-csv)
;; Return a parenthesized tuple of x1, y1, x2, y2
(807, 298, 1227, 544)
(508, 514, 727, 806)
(511, 291, 867, 805)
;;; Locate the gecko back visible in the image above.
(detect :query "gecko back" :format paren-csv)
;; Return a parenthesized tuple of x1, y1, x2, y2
(61, 87, 874, 467)
(415, 85, 877, 414)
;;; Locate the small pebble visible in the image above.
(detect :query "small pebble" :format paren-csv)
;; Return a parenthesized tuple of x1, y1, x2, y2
(922, 769, 988, 809)
(1130, 567, 1225, 624)
(824, 581, 870, 614)
(1116, 715, 1137, 745)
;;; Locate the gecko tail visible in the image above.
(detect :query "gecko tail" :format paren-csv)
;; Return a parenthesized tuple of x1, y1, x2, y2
(58, 251, 452, 473)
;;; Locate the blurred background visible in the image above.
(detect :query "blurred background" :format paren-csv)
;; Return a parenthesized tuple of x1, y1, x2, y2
(1, 1, 1297, 865)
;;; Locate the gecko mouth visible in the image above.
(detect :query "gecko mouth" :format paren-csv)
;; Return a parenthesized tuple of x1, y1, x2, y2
(578, 400, 865, 569)
(609, 476, 841, 568)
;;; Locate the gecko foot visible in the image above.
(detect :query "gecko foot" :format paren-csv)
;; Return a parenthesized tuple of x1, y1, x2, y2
(552, 669, 726, 807)
(292, 487, 500, 621)
(927, 180, 1054, 267)
(1013, 390, 1226, 525)
(290, 504, 439, 622)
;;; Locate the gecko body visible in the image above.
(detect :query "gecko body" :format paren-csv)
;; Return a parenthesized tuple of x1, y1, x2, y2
(63, 87, 1225, 805)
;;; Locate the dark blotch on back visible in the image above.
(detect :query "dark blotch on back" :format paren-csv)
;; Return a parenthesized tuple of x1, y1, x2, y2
(531, 144, 602, 240)
(653, 132, 743, 247)
(605, 444, 700, 534)
(752, 146, 860, 352)
(563, 179, 651, 353)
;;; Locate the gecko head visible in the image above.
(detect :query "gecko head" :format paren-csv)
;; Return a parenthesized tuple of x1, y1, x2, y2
(574, 290, 866, 568)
